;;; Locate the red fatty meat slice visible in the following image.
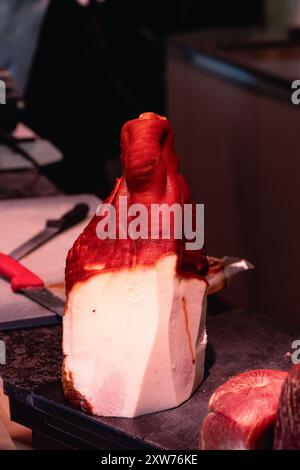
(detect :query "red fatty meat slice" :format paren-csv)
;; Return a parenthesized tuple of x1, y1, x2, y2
(200, 369, 287, 450)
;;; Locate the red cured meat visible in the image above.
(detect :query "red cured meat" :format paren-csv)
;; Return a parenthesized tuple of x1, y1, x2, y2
(274, 364, 300, 450)
(63, 113, 208, 417)
(200, 369, 287, 450)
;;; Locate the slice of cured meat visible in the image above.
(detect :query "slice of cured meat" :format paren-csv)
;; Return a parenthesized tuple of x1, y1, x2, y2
(274, 364, 300, 450)
(200, 369, 287, 450)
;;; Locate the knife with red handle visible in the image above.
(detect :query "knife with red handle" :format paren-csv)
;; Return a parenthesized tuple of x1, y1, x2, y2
(9, 203, 89, 261)
(0, 253, 64, 317)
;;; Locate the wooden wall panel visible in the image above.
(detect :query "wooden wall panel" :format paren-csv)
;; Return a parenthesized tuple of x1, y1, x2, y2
(167, 56, 258, 311)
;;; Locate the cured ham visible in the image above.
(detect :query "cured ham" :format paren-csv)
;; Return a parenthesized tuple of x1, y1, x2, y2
(200, 369, 287, 450)
(63, 112, 208, 417)
(274, 364, 300, 450)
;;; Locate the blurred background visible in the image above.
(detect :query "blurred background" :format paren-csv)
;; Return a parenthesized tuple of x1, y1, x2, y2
(0, 0, 300, 324)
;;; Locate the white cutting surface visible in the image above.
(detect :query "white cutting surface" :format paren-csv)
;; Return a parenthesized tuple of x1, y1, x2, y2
(0, 194, 100, 328)
(0, 140, 63, 170)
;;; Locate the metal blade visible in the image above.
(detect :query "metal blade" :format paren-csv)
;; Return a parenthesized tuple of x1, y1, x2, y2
(21, 287, 64, 317)
(9, 226, 58, 261)
(223, 256, 255, 279)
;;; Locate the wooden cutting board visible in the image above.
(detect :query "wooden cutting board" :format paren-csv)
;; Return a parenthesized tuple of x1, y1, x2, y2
(0, 194, 100, 330)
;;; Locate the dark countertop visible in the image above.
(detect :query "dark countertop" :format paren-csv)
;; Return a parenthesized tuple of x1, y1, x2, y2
(0, 310, 297, 450)
(168, 28, 300, 102)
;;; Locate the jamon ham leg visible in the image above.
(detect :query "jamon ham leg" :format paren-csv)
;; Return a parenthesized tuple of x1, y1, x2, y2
(63, 113, 208, 417)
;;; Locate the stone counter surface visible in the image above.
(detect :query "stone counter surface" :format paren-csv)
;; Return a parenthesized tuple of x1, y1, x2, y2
(0, 325, 61, 401)
(0, 310, 298, 449)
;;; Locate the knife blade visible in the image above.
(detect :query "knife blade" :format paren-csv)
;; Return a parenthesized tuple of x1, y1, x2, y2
(0, 252, 64, 317)
(9, 203, 89, 261)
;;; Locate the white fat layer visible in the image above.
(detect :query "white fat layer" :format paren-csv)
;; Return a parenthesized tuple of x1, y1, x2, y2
(63, 254, 207, 417)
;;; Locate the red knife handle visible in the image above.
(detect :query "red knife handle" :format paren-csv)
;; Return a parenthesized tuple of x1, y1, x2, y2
(0, 253, 44, 291)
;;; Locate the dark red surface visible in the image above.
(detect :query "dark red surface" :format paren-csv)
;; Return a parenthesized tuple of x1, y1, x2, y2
(274, 364, 300, 450)
(66, 113, 207, 294)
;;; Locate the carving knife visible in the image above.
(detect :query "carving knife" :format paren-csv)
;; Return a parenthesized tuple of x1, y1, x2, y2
(9, 203, 89, 261)
(0, 253, 64, 317)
